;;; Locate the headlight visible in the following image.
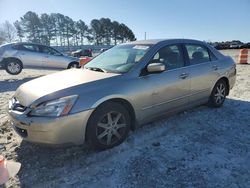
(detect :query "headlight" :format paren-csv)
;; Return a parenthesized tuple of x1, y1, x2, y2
(29, 95, 78, 117)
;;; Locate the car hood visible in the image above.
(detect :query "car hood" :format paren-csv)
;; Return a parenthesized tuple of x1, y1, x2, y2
(14, 69, 119, 107)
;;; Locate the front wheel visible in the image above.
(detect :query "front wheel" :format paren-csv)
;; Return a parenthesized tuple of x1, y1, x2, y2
(208, 80, 227, 108)
(5, 60, 23, 75)
(86, 102, 131, 150)
(68, 62, 79, 69)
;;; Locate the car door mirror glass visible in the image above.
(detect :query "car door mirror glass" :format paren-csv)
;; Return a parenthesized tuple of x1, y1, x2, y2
(147, 62, 165, 73)
(149, 58, 164, 64)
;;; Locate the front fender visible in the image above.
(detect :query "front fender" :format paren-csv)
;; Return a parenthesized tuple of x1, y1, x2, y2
(91, 94, 133, 109)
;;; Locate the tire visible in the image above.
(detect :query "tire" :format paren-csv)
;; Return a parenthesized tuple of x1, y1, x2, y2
(5, 59, 23, 75)
(208, 80, 227, 108)
(68, 62, 79, 69)
(86, 102, 131, 150)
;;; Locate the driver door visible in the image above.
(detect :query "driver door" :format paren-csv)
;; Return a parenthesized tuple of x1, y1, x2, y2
(39, 46, 66, 68)
(138, 44, 190, 121)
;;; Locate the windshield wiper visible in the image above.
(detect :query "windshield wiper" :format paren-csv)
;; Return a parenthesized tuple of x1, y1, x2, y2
(84, 67, 123, 74)
(85, 67, 107, 73)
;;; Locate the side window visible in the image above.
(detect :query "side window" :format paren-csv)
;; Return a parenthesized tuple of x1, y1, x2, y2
(20, 44, 39, 52)
(12, 45, 21, 50)
(151, 45, 184, 70)
(208, 50, 218, 61)
(185, 44, 210, 65)
(40, 46, 61, 56)
(48, 47, 61, 56)
(40, 46, 50, 54)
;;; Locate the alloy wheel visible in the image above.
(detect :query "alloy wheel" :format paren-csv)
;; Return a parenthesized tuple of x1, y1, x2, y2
(214, 83, 226, 105)
(7, 62, 21, 74)
(96, 111, 127, 146)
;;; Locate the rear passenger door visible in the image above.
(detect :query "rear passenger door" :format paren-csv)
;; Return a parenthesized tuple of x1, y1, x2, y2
(183, 44, 219, 104)
(17, 44, 43, 67)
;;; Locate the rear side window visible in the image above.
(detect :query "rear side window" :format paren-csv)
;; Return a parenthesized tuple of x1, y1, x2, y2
(185, 44, 210, 65)
(18, 44, 39, 52)
(209, 50, 218, 61)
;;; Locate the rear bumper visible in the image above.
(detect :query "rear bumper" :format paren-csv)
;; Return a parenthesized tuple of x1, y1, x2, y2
(8, 109, 94, 145)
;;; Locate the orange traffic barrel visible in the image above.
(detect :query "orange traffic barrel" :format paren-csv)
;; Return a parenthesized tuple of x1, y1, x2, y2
(79, 56, 92, 67)
(238, 48, 248, 64)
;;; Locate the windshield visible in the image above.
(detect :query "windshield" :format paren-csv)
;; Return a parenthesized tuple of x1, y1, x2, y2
(85, 44, 151, 73)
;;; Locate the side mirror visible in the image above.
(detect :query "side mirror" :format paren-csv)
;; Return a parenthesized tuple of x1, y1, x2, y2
(147, 62, 165, 73)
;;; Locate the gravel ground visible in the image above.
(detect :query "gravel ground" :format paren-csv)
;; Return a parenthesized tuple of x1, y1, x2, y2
(0, 50, 250, 187)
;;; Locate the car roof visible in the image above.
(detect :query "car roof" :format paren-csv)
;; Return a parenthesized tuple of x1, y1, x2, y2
(125, 38, 206, 45)
(8, 42, 49, 47)
(123, 38, 224, 59)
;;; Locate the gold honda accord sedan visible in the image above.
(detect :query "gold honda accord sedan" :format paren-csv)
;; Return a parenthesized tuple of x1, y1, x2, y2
(8, 39, 236, 150)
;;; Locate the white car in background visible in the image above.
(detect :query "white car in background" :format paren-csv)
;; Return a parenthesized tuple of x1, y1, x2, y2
(229, 43, 242, 49)
(0, 42, 80, 75)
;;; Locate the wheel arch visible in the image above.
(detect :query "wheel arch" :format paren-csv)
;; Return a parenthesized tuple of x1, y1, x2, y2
(2, 57, 23, 68)
(214, 77, 230, 95)
(105, 98, 136, 130)
(67, 61, 79, 69)
(86, 96, 137, 142)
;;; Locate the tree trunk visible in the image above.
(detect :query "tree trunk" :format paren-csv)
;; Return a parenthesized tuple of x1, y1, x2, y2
(81, 35, 83, 46)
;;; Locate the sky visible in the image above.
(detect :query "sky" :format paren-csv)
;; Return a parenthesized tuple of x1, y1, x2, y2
(0, 0, 250, 42)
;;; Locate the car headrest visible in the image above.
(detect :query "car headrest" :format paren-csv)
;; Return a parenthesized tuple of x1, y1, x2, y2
(192, 51, 204, 59)
(159, 48, 173, 59)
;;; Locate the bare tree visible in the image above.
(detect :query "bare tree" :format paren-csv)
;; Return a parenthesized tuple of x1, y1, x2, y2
(1, 21, 16, 43)
(0, 30, 6, 45)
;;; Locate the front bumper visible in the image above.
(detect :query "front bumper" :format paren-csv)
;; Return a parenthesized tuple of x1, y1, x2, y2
(8, 109, 94, 145)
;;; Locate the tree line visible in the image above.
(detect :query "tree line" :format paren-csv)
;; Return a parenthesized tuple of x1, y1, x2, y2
(0, 11, 136, 46)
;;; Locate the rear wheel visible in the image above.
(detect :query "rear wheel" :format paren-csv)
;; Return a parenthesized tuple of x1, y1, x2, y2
(208, 80, 227, 108)
(86, 102, 131, 150)
(5, 59, 22, 75)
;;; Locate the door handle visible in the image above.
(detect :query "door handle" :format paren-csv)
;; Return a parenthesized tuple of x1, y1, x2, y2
(212, 65, 218, 70)
(179, 73, 189, 79)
